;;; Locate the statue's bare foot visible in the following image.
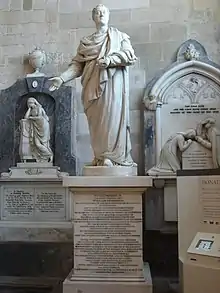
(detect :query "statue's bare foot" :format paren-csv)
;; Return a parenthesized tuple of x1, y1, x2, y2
(119, 160, 137, 167)
(91, 158, 98, 166)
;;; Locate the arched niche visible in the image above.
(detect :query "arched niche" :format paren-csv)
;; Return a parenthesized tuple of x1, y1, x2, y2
(143, 39, 220, 172)
(0, 77, 76, 175)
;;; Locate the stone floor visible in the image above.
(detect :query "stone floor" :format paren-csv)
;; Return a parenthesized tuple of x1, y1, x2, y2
(0, 278, 180, 293)
(153, 278, 179, 293)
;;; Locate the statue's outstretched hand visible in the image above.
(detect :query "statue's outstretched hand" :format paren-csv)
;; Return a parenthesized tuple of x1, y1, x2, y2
(49, 77, 63, 91)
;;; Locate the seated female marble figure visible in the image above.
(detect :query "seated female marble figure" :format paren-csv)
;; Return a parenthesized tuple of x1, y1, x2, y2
(19, 97, 53, 163)
(148, 129, 196, 175)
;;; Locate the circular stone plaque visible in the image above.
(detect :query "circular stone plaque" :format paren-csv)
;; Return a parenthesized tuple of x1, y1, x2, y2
(32, 80, 38, 88)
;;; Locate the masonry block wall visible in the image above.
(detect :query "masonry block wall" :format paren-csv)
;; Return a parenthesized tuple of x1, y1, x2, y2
(0, 0, 219, 173)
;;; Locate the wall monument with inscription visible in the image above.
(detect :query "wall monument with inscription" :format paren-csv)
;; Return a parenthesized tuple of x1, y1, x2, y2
(144, 40, 220, 174)
(0, 49, 75, 291)
(62, 176, 153, 293)
(143, 39, 220, 222)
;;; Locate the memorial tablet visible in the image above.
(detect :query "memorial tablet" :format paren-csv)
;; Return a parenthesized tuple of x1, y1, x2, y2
(35, 188, 66, 219)
(3, 188, 34, 218)
(73, 193, 143, 278)
(1, 186, 68, 221)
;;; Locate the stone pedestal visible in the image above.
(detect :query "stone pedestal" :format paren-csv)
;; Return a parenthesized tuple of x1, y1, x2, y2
(0, 164, 72, 290)
(83, 166, 137, 176)
(1, 163, 68, 180)
(62, 176, 153, 293)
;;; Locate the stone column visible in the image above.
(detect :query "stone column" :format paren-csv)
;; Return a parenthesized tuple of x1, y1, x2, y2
(62, 176, 153, 293)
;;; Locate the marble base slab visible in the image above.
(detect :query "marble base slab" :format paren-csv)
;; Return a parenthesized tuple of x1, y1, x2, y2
(1, 163, 68, 180)
(0, 222, 72, 242)
(63, 264, 152, 293)
(63, 176, 152, 188)
(82, 166, 137, 176)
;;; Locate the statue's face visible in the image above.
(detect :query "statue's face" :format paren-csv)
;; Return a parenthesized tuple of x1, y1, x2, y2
(93, 5, 109, 26)
(205, 123, 211, 129)
(27, 99, 36, 109)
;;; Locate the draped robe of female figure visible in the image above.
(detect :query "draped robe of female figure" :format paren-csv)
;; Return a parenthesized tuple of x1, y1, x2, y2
(196, 118, 220, 168)
(148, 131, 194, 175)
(21, 99, 53, 162)
(60, 27, 137, 166)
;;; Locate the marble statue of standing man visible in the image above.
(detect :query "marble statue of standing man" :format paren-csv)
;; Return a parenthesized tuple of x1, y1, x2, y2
(49, 4, 137, 167)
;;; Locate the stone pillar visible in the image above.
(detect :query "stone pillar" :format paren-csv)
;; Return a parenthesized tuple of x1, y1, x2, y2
(62, 176, 153, 293)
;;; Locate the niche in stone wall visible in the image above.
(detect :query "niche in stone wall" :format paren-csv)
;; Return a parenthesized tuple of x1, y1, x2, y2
(14, 93, 56, 164)
(0, 77, 76, 175)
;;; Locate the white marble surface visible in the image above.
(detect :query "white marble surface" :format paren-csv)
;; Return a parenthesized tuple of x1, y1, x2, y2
(63, 174, 152, 290)
(158, 103, 220, 155)
(148, 129, 195, 175)
(83, 165, 137, 176)
(49, 4, 137, 168)
(63, 264, 152, 293)
(147, 103, 220, 176)
(63, 176, 152, 188)
(0, 184, 71, 222)
(73, 192, 143, 278)
(182, 141, 213, 169)
(19, 97, 53, 163)
(1, 163, 68, 179)
(1, 186, 69, 221)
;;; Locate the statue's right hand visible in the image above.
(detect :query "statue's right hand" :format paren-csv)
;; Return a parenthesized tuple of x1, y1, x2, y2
(48, 77, 63, 92)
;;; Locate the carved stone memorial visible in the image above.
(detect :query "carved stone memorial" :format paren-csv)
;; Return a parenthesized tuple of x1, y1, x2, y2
(63, 176, 153, 293)
(0, 54, 75, 288)
(1, 185, 69, 221)
(49, 4, 138, 177)
(144, 39, 220, 175)
(143, 39, 220, 223)
(0, 76, 76, 176)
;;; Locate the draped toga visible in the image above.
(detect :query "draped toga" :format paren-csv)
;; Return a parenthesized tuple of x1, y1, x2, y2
(60, 27, 137, 166)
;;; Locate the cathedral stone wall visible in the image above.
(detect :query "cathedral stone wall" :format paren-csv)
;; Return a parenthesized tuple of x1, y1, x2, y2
(0, 0, 219, 173)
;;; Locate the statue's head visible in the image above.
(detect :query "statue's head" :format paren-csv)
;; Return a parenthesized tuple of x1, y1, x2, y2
(92, 4, 109, 26)
(202, 118, 215, 129)
(27, 97, 40, 109)
(184, 129, 196, 139)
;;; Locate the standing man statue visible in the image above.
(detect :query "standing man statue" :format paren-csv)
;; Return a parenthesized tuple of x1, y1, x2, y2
(49, 4, 137, 167)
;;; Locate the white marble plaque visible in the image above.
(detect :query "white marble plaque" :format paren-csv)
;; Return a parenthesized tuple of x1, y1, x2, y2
(1, 186, 68, 221)
(159, 103, 220, 153)
(200, 178, 220, 224)
(35, 188, 65, 218)
(73, 193, 143, 277)
(182, 141, 213, 169)
(3, 188, 34, 218)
